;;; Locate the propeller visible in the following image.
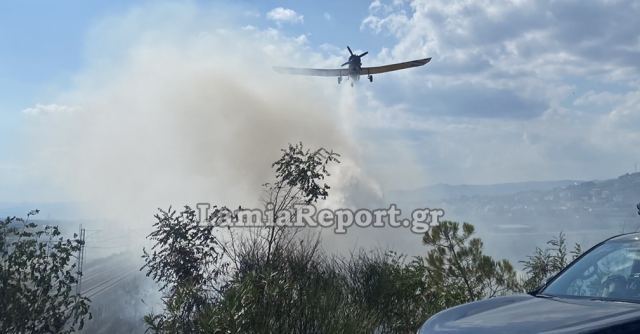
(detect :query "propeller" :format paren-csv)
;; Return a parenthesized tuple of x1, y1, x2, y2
(341, 46, 368, 66)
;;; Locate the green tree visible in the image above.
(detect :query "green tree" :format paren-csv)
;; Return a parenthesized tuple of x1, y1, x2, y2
(422, 221, 519, 308)
(141, 143, 343, 333)
(520, 232, 582, 292)
(207, 143, 348, 333)
(0, 210, 91, 333)
(141, 206, 232, 333)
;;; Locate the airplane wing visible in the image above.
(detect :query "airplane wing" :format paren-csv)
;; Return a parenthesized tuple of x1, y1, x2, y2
(362, 58, 431, 75)
(272, 67, 349, 77)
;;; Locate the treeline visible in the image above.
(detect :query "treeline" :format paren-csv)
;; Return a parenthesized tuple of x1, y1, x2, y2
(140, 144, 582, 333)
(0, 144, 584, 333)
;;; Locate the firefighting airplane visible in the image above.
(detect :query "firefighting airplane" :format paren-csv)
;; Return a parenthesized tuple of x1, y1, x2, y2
(273, 46, 431, 86)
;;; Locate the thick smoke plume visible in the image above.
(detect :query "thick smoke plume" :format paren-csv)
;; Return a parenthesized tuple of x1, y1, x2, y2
(24, 4, 393, 253)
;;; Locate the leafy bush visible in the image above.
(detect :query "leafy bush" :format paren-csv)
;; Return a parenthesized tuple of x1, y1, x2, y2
(520, 232, 582, 292)
(0, 210, 91, 333)
(142, 206, 232, 333)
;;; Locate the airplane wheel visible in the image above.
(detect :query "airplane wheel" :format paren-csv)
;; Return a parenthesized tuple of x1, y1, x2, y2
(350, 82, 354, 87)
(368, 75, 373, 82)
(338, 77, 342, 84)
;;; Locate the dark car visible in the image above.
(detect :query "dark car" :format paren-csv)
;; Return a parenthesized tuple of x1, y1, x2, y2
(418, 233, 640, 333)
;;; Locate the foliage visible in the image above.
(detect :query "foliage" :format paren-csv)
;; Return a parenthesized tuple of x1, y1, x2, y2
(271, 142, 340, 204)
(422, 221, 519, 308)
(208, 241, 369, 334)
(0, 210, 91, 333)
(344, 251, 436, 333)
(141, 143, 347, 333)
(520, 232, 582, 292)
(142, 143, 590, 333)
(141, 206, 233, 333)
(204, 248, 433, 334)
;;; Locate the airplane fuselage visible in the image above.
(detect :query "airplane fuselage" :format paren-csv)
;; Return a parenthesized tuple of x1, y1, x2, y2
(342, 54, 373, 85)
(347, 55, 362, 81)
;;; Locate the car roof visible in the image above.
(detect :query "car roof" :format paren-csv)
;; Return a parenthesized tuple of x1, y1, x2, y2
(607, 232, 640, 242)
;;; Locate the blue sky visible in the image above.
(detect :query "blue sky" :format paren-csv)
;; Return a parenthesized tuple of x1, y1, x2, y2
(0, 0, 380, 113)
(1, 0, 640, 205)
(0, 0, 383, 149)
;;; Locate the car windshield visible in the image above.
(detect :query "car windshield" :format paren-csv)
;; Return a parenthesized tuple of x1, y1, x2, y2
(542, 236, 640, 303)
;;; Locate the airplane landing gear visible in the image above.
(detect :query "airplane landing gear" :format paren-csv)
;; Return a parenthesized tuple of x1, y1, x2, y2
(368, 74, 373, 82)
(338, 76, 342, 84)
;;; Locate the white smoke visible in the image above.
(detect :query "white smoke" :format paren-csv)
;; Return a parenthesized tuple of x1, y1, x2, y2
(23, 3, 378, 225)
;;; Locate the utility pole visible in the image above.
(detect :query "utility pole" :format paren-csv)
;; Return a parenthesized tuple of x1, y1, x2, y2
(76, 224, 86, 295)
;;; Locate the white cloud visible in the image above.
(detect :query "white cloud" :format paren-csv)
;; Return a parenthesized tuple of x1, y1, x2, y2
(323, 12, 332, 21)
(21, 104, 78, 116)
(354, 0, 640, 185)
(360, 0, 640, 116)
(361, 12, 409, 35)
(362, 0, 640, 83)
(266, 7, 304, 25)
(294, 34, 309, 45)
